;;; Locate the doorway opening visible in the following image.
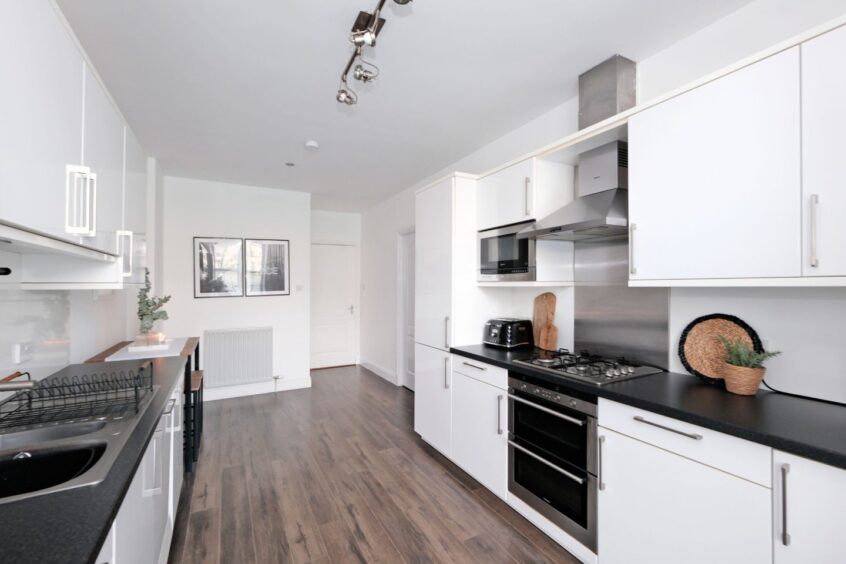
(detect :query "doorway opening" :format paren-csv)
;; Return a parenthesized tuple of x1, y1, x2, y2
(397, 231, 415, 390)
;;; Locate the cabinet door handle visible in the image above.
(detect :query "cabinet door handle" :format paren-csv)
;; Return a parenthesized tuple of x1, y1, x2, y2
(163, 397, 176, 416)
(497, 395, 504, 435)
(810, 194, 819, 268)
(462, 362, 487, 371)
(65, 165, 90, 234)
(781, 463, 791, 546)
(116, 230, 133, 277)
(633, 415, 702, 440)
(443, 357, 449, 389)
(629, 223, 637, 275)
(444, 316, 450, 348)
(524, 177, 532, 216)
(85, 171, 98, 237)
(598, 435, 606, 491)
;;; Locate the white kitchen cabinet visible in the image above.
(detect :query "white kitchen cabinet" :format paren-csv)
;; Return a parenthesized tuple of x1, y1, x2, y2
(801, 25, 846, 277)
(414, 343, 452, 457)
(628, 47, 801, 281)
(477, 158, 574, 231)
(82, 64, 125, 255)
(598, 427, 772, 564)
(167, 380, 185, 541)
(773, 450, 846, 563)
(0, 1, 84, 239)
(122, 128, 148, 284)
(415, 176, 453, 350)
(450, 369, 507, 499)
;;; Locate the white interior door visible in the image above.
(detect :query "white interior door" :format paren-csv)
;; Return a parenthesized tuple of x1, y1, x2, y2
(401, 232, 416, 390)
(310, 244, 358, 369)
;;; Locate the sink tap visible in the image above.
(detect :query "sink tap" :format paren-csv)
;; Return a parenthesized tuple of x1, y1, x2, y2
(0, 371, 36, 391)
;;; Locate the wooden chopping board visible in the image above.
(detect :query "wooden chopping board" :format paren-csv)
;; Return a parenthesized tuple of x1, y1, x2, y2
(532, 292, 558, 351)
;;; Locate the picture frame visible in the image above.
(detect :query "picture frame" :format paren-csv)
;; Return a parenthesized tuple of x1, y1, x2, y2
(193, 237, 244, 298)
(245, 239, 290, 297)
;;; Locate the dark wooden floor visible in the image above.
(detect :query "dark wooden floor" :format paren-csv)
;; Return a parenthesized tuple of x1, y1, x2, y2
(168, 365, 579, 564)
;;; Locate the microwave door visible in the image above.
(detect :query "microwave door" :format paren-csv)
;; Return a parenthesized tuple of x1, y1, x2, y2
(478, 223, 536, 282)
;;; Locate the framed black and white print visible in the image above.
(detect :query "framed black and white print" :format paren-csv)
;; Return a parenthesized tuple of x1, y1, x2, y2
(193, 237, 244, 298)
(245, 239, 290, 296)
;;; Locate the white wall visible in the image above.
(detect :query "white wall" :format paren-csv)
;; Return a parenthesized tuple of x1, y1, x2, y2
(311, 210, 360, 246)
(161, 176, 311, 397)
(360, 188, 415, 381)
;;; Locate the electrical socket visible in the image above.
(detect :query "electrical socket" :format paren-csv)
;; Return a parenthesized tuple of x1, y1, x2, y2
(12, 341, 33, 365)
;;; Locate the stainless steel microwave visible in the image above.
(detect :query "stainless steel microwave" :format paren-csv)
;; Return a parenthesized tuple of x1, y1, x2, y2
(478, 221, 536, 282)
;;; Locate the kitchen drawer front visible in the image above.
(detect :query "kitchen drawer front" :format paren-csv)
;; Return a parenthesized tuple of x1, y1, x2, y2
(599, 398, 771, 487)
(452, 356, 508, 390)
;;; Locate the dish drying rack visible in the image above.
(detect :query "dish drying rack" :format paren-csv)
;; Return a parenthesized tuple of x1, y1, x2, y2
(0, 362, 154, 432)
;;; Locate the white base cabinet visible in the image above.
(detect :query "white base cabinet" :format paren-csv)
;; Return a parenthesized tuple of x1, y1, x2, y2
(598, 427, 772, 564)
(96, 385, 183, 564)
(773, 450, 846, 563)
(450, 369, 507, 499)
(413, 343, 452, 457)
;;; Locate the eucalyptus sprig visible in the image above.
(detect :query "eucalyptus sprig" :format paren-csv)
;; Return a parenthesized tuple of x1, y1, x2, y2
(137, 268, 171, 335)
(719, 336, 780, 369)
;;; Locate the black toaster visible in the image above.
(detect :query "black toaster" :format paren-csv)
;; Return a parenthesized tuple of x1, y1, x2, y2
(483, 318, 534, 349)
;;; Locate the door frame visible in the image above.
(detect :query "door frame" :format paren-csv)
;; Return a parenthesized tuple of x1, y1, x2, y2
(310, 242, 360, 369)
(395, 229, 415, 388)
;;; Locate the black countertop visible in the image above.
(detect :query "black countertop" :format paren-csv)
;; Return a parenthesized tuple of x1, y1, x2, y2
(452, 344, 846, 471)
(0, 356, 185, 564)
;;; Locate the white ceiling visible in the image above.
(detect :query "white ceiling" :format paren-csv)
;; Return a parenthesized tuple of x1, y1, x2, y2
(56, 0, 751, 212)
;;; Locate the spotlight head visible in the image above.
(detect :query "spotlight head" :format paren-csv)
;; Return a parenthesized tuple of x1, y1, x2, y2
(336, 89, 357, 105)
(350, 30, 376, 47)
(353, 64, 378, 83)
(394, 0, 412, 4)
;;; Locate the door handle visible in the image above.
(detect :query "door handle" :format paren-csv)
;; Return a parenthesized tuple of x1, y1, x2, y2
(444, 316, 450, 348)
(508, 440, 585, 485)
(116, 230, 133, 277)
(633, 415, 702, 440)
(443, 357, 449, 389)
(497, 395, 504, 435)
(163, 397, 176, 416)
(85, 171, 97, 237)
(781, 463, 791, 546)
(65, 165, 90, 234)
(810, 194, 819, 268)
(629, 223, 637, 275)
(524, 176, 532, 216)
(348, 304, 355, 315)
(598, 435, 606, 491)
(508, 394, 585, 426)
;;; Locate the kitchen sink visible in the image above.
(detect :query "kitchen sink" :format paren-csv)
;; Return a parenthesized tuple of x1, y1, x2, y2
(0, 442, 106, 499)
(0, 384, 159, 504)
(0, 421, 106, 450)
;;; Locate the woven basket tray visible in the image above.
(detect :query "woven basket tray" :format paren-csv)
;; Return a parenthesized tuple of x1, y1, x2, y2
(678, 314, 763, 384)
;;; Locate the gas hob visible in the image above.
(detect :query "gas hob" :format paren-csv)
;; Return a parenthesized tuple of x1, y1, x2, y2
(513, 348, 663, 386)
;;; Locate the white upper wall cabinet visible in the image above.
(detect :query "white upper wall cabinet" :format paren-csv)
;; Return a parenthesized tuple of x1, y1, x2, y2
(477, 158, 574, 231)
(0, 1, 84, 239)
(801, 25, 846, 277)
(82, 64, 125, 255)
(123, 127, 148, 283)
(415, 176, 454, 351)
(628, 48, 801, 281)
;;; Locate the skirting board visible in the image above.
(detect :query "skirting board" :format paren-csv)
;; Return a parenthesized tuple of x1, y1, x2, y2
(506, 494, 597, 564)
(359, 358, 397, 385)
(204, 376, 312, 402)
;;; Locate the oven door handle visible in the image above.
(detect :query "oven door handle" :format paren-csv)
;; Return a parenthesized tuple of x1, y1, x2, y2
(508, 394, 585, 427)
(508, 440, 585, 485)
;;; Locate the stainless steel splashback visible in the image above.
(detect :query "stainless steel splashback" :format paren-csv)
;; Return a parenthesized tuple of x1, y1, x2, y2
(573, 237, 669, 369)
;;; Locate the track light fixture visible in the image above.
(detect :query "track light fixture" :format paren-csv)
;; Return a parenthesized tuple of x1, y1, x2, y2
(335, 0, 410, 105)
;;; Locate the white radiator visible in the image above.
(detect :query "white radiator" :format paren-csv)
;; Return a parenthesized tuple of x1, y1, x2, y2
(203, 327, 273, 388)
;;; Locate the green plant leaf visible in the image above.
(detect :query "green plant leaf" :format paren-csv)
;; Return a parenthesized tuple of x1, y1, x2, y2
(719, 335, 780, 368)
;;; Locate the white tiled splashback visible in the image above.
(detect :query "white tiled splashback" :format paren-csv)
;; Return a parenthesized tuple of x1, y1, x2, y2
(669, 287, 846, 404)
(0, 289, 133, 382)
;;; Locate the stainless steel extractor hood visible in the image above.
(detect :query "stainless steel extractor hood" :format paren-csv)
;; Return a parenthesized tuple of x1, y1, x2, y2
(519, 141, 628, 241)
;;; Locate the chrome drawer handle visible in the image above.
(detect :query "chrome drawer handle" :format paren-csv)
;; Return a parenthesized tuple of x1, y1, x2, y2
(781, 463, 791, 546)
(462, 362, 487, 371)
(163, 398, 176, 416)
(497, 395, 504, 435)
(508, 394, 584, 427)
(598, 435, 606, 491)
(508, 440, 584, 485)
(633, 415, 702, 440)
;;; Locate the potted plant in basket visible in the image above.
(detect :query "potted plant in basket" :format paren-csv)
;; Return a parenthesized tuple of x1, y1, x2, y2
(718, 336, 781, 396)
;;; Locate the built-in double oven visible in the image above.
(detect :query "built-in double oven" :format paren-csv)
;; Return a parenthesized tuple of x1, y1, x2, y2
(507, 374, 597, 552)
